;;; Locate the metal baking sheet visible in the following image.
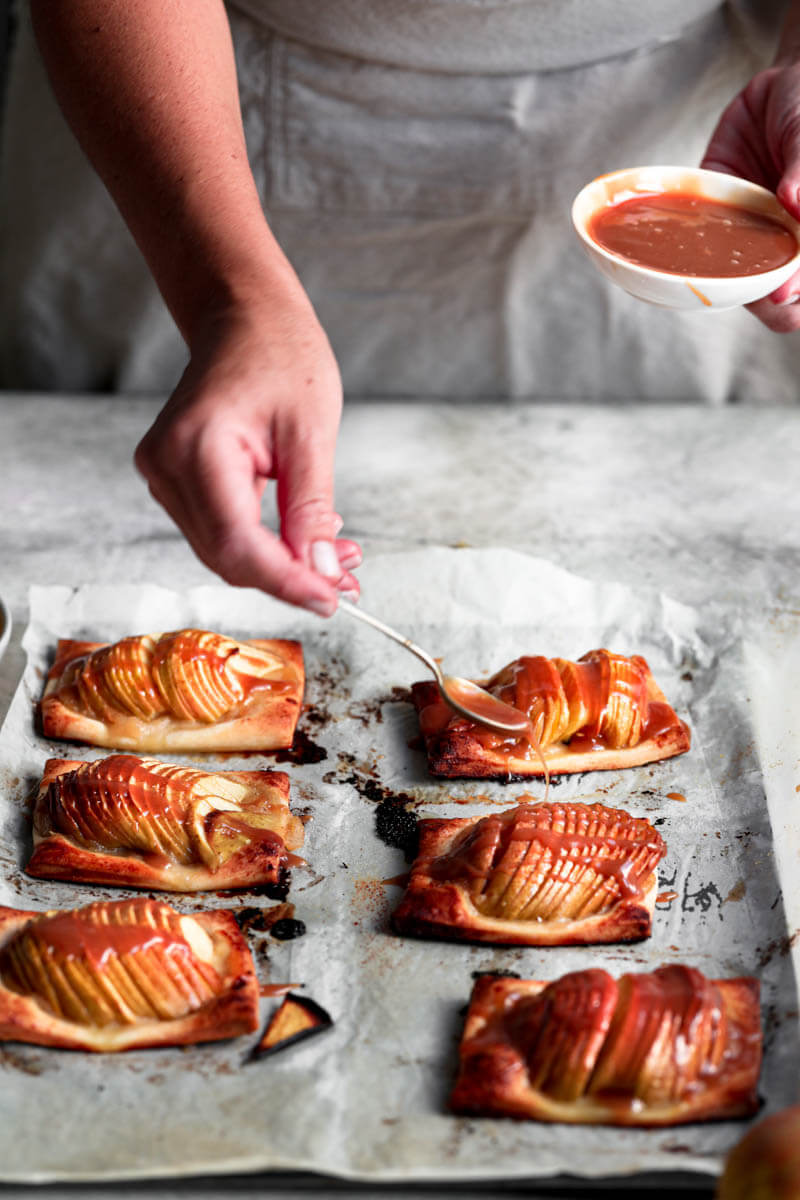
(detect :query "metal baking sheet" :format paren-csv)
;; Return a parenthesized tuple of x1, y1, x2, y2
(0, 550, 797, 1185)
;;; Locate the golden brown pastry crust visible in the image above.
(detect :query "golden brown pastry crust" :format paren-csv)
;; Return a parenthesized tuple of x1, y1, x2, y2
(391, 802, 665, 945)
(412, 649, 690, 778)
(27, 756, 304, 893)
(40, 631, 304, 752)
(451, 967, 761, 1125)
(0, 899, 259, 1051)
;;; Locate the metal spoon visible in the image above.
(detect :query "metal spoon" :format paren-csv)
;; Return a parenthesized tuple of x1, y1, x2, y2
(337, 599, 530, 734)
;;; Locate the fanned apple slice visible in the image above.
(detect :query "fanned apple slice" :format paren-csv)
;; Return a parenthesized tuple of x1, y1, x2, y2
(27, 755, 304, 892)
(40, 629, 304, 751)
(588, 965, 728, 1106)
(392, 801, 666, 945)
(0, 898, 259, 1051)
(450, 967, 761, 1125)
(505, 969, 618, 1103)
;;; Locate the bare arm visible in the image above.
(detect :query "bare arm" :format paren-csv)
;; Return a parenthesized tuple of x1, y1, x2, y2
(31, 0, 360, 612)
(702, 0, 800, 331)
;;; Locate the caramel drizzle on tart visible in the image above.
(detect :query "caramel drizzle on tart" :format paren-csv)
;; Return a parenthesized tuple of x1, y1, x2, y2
(423, 650, 678, 761)
(512, 966, 729, 1105)
(52, 629, 290, 725)
(35, 755, 285, 870)
(428, 803, 664, 921)
(460, 965, 759, 1117)
(0, 900, 222, 1027)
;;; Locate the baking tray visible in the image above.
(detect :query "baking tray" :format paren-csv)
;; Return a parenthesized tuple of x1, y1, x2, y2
(0, 551, 797, 1185)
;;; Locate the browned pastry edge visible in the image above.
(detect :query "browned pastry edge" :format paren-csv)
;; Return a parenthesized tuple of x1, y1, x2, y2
(40, 637, 304, 752)
(450, 973, 762, 1125)
(26, 757, 303, 893)
(411, 669, 690, 778)
(391, 807, 662, 945)
(0, 904, 260, 1052)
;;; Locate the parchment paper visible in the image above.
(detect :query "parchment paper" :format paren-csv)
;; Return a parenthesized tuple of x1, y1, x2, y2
(0, 549, 798, 1185)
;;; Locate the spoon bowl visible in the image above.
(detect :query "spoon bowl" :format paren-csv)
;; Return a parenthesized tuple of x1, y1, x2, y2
(337, 600, 530, 735)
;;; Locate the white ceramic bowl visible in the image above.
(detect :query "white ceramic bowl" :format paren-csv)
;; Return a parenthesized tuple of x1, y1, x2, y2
(0, 594, 10, 662)
(571, 165, 800, 311)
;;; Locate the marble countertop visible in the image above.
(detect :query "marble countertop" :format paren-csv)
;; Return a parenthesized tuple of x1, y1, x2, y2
(2, 392, 798, 1200)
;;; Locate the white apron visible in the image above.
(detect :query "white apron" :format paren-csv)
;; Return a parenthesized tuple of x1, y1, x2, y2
(1, 0, 797, 403)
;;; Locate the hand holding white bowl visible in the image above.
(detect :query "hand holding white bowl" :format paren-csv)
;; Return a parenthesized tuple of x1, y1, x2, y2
(571, 166, 800, 312)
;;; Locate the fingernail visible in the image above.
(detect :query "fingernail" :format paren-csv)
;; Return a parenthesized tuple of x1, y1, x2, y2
(311, 540, 342, 579)
(305, 595, 337, 618)
(339, 588, 360, 602)
(338, 550, 362, 571)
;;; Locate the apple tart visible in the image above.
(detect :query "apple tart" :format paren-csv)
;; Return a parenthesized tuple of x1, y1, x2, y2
(392, 801, 666, 945)
(451, 966, 761, 1125)
(26, 755, 304, 892)
(412, 649, 689, 778)
(40, 629, 304, 752)
(0, 898, 259, 1051)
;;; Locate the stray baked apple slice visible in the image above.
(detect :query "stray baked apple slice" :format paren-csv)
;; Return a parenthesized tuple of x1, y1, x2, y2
(40, 628, 304, 752)
(27, 755, 305, 892)
(392, 801, 666, 944)
(411, 648, 689, 778)
(0, 898, 259, 1051)
(451, 965, 761, 1125)
(253, 994, 334, 1058)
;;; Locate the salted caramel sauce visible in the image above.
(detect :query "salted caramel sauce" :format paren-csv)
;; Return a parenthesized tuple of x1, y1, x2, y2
(259, 982, 301, 998)
(442, 677, 530, 733)
(15, 908, 191, 971)
(0, 900, 221, 1026)
(462, 652, 655, 762)
(589, 192, 797, 277)
(428, 803, 664, 920)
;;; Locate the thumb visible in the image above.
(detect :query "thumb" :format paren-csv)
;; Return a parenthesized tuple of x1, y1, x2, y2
(777, 136, 800, 221)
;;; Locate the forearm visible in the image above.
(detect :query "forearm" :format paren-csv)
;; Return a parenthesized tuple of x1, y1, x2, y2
(774, 0, 800, 65)
(30, 0, 307, 346)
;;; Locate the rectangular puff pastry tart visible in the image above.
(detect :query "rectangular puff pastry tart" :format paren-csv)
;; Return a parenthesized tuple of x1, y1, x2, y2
(451, 966, 761, 1125)
(26, 755, 305, 893)
(0, 898, 259, 1051)
(412, 649, 689, 778)
(392, 801, 666, 945)
(39, 629, 304, 752)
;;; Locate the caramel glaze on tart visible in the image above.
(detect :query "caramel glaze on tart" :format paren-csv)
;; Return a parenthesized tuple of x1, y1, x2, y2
(392, 801, 666, 945)
(40, 629, 304, 752)
(0, 898, 259, 1051)
(27, 755, 305, 892)
(451, 966, 761, 1125)
(412, 649, 689, 778)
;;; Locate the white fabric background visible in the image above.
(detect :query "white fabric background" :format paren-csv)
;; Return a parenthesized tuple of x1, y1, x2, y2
(1, 0, 798, 401)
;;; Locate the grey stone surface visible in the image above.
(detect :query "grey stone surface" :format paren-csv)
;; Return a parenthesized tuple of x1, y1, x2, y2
(3, 392, 791, 1200)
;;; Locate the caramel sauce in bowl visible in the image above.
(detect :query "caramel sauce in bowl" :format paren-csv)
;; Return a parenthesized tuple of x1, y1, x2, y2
(571, 165, 800, 310)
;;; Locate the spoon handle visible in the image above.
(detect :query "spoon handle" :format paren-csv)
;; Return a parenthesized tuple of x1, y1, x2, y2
(337, 599, 442, 684)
